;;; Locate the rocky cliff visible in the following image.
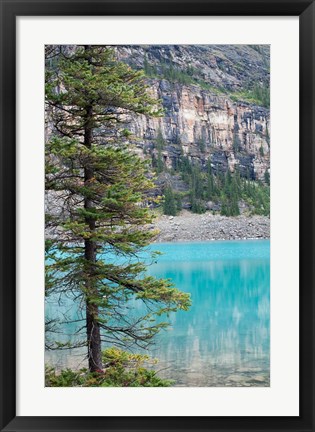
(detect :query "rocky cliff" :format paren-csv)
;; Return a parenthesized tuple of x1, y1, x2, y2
(115, 45, 270, 183)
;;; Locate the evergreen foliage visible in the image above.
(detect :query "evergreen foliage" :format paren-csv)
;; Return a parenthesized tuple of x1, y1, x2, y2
(219, 170, 240, 216)
(156, 153, 165, 174)
(45, 348, 172, 387)
(190, 192, 206, 214)
(175, 192, 183, 212)
(143, 55, 224, 94)
(156, 128, 165, 150)
(144, 57, 196, 85)
(252, 83, 270, 108)
(197, 136, 206, 153)
(45, 45, 191, 373)
(129, 49, 270, 215)
(233, 129, 241, 153)
(206, 159, 216, 199)
(143, 48, 269, 107)
(155, 128, 166, 173)
(163, 186, 177, 216)
(230, 83, 270, 108)
(169, 155, 269, 216)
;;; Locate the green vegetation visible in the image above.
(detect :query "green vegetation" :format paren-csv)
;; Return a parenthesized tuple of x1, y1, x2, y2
(158, 155, 269, 216)
(144, 56, 225, 94)
(252, 83, 270, 108)
(143, 53, 269, 107)
(45, 45, 190, 375)
(197, 136, 206, 153)
(46, 348, 172, 387)
(190, 164, 207, 214)
(163, 186, 177, 216)
(218, 169, 269, 216)
(230, 83, 270, 108)
(154, 128, 166, 173)
(233, 128, 241, 153)
(144, 56, 196, 85)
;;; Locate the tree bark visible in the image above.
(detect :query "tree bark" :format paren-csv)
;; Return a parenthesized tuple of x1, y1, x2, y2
(85, 238, 103, 372)
(84, 96, 103, 372)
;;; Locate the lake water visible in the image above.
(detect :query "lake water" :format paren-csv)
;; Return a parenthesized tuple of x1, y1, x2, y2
(45, 240, 270, 387)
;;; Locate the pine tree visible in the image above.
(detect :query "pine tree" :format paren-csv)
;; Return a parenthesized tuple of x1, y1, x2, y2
(233, 130, 240, 153)
(45, 45, 190, 373)
(156, 128, 165, 150)
(155, 128, 165, 174)
(197, 136, 206, 153)
(156, 151, 165, 173)
(230, 196, 240, 216)
(163, 186, 177, 216)
(191, 164, 204, 200)
(220, 197, 230, 216)
(206, 159, 219, 200)
(219, 169, 240, 216)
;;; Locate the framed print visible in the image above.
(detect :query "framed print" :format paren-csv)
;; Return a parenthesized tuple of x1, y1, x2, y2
(0, 1, 314, 431)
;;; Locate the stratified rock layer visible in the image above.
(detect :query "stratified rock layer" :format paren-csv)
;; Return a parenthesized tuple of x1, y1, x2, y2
(115, 45, 270, 182)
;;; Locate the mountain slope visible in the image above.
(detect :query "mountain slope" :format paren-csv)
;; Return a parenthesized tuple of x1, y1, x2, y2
(113, 45, 270, 215)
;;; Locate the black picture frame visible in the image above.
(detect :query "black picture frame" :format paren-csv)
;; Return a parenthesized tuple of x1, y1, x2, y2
(0, 1, 314, 431)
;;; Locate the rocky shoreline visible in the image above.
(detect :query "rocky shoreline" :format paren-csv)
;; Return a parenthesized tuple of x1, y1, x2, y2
(153, 211, 270, 243)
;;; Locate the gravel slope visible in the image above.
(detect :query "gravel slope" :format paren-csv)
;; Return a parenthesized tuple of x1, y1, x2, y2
(153, 211, 270, 243)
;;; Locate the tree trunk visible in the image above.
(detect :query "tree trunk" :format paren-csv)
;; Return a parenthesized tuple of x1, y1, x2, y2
(84, 95, 103, 372)
(85, 237, 103, 372)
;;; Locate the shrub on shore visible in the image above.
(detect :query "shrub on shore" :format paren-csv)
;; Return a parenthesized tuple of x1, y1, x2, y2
(45, 347, 173, 387)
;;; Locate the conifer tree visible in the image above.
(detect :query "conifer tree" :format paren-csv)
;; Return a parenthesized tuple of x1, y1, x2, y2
(156, 128, 165, 150)
(191, 164, 204, 200)
(45, 45, 190, 373)
(155, 128, 165, 174)
(163, 186, 177, 216)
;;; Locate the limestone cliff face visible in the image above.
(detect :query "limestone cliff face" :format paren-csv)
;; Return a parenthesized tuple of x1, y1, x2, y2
(115, 45, 270, 181)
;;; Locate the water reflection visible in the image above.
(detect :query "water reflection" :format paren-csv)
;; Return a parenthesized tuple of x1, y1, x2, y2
(46, 240, 270, 386)
(145, 245, 270, 386)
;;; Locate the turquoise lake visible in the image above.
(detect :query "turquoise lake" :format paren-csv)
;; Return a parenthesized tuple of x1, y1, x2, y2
(45, 240, 270, 387)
